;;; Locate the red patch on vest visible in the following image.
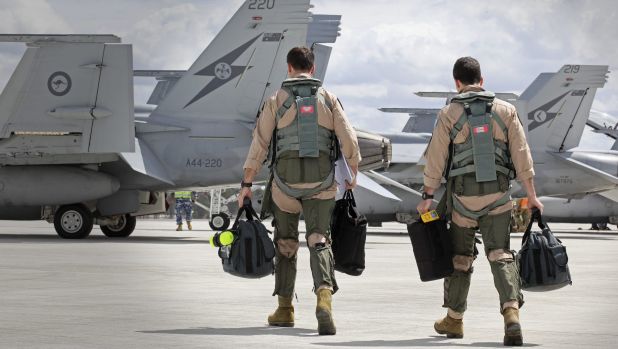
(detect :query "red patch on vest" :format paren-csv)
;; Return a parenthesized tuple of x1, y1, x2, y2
(300, 105, 314, 114)
(473, 125, 489, 134)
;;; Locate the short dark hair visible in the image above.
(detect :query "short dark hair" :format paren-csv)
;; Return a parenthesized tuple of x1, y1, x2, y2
(287, 47, 314, 72)
(453, 57, 482, 85)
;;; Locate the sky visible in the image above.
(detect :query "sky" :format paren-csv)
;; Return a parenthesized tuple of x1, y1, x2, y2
(0, 0, 616, 147)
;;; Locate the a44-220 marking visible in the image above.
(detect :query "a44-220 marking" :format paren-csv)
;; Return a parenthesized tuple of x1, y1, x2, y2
(186, 158, 223, 168)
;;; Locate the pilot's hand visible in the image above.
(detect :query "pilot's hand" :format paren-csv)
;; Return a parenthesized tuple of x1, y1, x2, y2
(345, 175, 357, 190)
(416, 199, 433, 215)
(526, 196, 544, 214)
(238, 187, 252, 208)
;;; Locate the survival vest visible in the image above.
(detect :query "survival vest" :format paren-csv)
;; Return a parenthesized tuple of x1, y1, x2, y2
(268, 78, 338, 199)
(446, 91, 516, 219)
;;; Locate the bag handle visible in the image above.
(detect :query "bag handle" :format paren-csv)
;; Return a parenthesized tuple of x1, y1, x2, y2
(344, 189, 357, 207)
(521, 208, 546, 245)
(231, 197, 261, 230)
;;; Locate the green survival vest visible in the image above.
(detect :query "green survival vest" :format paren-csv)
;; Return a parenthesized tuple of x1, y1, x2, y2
(446, 91, 516, 219)
(269, 78, 338, 199)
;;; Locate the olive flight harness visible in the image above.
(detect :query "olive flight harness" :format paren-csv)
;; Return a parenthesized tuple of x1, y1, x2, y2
(262, 78, 339, 214)
(436, 91, 516, 220)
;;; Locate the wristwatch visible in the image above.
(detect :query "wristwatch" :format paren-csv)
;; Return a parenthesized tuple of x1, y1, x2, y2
(422, 192, 434, 200)
(241, 180, 253, 188)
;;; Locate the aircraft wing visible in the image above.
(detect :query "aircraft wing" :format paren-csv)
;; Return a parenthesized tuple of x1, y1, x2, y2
(354, 168, 428, 203)
(120, 138, 174, 185)
(355, 172, 401, 201)
(365, 170, 423, 197)
(548, 151, 618, 186)
(599, 189, 618, 202)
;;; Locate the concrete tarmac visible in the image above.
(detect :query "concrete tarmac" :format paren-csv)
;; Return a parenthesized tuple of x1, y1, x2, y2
(0, 219, 616, 348)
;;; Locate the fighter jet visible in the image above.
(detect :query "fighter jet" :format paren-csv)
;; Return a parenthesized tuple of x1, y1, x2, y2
(352, 64, 613, 224)
(377, 101, 618, 226)
(0, 0, 389, 238)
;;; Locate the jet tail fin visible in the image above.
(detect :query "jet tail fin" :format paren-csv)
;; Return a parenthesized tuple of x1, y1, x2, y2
(377, 108, 440, 133)
(516, 65, 609, 152)
(415, 91, 519, 102)
(308, 14, 341, 82)
(0, 34, 135, 163)
(133, 70, 186, 106)
(153, 1, 341, 123)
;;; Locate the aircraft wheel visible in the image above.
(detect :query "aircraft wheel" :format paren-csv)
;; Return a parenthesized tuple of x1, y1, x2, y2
(101, 214, 137, 238)
(209, 213, 230, 231)
(54, 204, 93, 239)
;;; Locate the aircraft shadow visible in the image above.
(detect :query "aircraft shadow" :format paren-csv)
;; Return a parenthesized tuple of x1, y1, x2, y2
(0, 234, 208, 245)
(138, 326, 316, 337)
(314, 336, 539, 347)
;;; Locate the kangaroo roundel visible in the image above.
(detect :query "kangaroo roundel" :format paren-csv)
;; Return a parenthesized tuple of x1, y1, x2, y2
(47, 71, 72, 96)
(214, 62, 232, 80)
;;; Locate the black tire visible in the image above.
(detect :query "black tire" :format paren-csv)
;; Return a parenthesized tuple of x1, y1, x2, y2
(209, 212, 230, 231)
(101, 214, 137, 238)
(54, 204, 93, 239)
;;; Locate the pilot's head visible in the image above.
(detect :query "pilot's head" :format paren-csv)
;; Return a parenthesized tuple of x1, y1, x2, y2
(453, 56, 484, 92)
(287, 46, 315, 77)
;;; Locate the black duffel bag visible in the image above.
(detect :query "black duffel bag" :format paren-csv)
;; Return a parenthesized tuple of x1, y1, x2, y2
(518, 209, 572, 291)
(218, 199, 275, 279)
(407, 218, 454, 282)
(330, 190, 367, 276)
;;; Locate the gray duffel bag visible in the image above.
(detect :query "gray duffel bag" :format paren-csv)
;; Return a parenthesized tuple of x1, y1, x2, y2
(518, 209, 572, 291)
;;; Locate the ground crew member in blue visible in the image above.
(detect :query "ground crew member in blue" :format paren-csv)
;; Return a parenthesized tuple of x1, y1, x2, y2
(174, 191, 196, 231)
(417, 57, 544, 346)
(238, 47, 361, 335)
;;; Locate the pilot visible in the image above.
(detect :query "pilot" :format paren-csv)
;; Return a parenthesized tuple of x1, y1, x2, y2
(417, 57, 544, 346)
(174, 191, 196, 231)
(238, 47, 361, 335)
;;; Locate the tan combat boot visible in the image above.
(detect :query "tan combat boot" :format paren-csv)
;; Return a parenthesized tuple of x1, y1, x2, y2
(176, 224, 183, 231)
(316, 289, 336, 335)
(434, 314, 464, 338)
(267, 296, 294, 327)
(187, 222, 193, 231)
(503, 307, 523, 346)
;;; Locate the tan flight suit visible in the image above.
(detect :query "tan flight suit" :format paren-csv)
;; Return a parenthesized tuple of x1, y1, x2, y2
(423, 85, 534, 316)
(244, 73, 361, 296)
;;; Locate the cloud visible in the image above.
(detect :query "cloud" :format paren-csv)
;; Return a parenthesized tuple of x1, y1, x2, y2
(0, 0, 615, 138)
(125, 2, 238, 70)
(309, 0, 618, 138)
(329, 83, 388, 99)
(0, 0, 72, 33)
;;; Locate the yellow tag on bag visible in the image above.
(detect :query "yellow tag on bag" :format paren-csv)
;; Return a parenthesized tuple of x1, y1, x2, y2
(421, 210, 440, 223)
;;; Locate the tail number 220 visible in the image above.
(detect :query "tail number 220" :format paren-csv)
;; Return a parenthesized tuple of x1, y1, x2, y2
(248, 0, 275, 10)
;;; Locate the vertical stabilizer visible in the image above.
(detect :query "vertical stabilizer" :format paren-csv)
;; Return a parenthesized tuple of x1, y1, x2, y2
(153, 0, 314, 122)
(515, 65, 609, 152)
(307, 14, 341, 82)
(0, 35, 134, 161)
